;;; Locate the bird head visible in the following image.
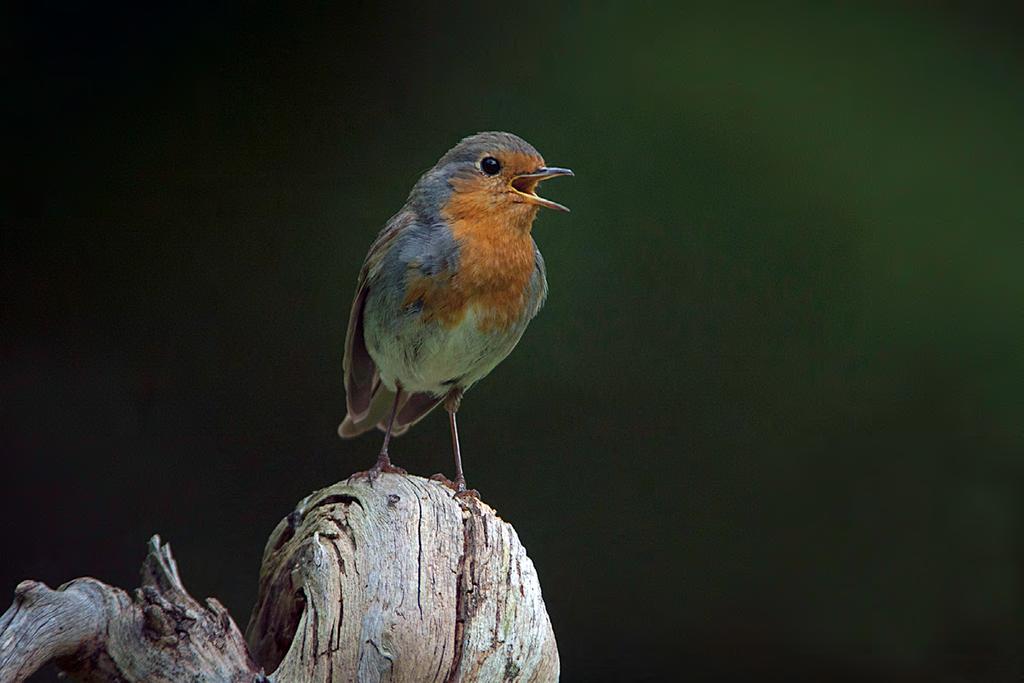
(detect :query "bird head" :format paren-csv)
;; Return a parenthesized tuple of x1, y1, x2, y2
(412, 132, 573, 229)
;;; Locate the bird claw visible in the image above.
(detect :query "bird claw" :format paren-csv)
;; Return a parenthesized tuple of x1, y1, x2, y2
(430, 473, 479, 500)
(429, 473, 457, 489)
(353, 454, 407, 487)
(454, 487, 480, 501)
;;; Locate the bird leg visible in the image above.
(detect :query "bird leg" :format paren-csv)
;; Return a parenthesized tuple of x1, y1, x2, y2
(444, 388, 478, 499)
(367, 388, 407, 481)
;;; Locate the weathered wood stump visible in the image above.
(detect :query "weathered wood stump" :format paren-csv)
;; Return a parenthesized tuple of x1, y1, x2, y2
(0, 473, 559, 682)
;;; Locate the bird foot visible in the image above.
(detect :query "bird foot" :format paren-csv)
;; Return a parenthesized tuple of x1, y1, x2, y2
(429, 472, 456, 488)
(376, 462, 408, 476)
(430, 473, 479, 499)
(354, 453, 407, 486)
(454, 487, 480, 501)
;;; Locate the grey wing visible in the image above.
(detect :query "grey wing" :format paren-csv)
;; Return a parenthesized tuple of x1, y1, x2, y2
(342, 282, 377, 422)
(368, 219, 461, 435)
(342, 212, 462, 438)
(341, 212, 411, 425)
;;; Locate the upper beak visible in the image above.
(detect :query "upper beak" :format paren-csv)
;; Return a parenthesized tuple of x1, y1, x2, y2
(511, 166, 574, 212)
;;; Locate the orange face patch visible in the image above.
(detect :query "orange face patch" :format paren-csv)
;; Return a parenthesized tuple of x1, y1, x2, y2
(400, 148, 547, 334)
(501, 151, 548, 176)
(402, 193, 539, 334)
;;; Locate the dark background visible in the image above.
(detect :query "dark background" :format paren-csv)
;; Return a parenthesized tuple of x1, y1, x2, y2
(5, 3, 1023, 681)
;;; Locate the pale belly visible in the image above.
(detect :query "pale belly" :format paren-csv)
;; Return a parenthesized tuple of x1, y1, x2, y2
(365, 304, 525, 396)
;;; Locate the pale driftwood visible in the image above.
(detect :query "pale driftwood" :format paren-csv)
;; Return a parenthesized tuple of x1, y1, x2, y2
(0, 537, 260, 683)
(0, 472, 559, 682)
(248, 473, 559, 682)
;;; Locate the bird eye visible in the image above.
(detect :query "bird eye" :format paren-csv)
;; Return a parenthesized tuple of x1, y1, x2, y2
(480, 156, 501, 175)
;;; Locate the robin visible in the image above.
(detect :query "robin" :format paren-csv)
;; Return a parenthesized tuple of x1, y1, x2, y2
(338, 131, 572, 494)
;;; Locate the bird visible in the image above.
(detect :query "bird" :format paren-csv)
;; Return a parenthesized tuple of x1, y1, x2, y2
(338, 132, 572, 494)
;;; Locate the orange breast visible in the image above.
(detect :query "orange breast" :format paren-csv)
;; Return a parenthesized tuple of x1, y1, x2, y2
(403, 194, 537, 333)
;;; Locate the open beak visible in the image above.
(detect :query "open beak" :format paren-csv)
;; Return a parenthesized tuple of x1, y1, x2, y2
(511, 166, 574, 212)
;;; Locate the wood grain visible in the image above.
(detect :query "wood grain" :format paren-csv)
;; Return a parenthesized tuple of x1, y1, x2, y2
(0, 473, 558, 683)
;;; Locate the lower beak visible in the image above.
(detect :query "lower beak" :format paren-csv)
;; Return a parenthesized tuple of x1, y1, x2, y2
(511, 166, 574, 212)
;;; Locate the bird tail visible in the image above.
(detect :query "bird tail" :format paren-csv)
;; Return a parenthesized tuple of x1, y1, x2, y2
(338, 384, 396, 438)
(339, 385, 446, 439)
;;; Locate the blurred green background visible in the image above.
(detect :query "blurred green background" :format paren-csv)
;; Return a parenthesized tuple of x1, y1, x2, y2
(4, 3, 1023, 681)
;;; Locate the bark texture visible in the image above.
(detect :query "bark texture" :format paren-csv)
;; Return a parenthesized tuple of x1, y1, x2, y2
(0, 473, 558, 683)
